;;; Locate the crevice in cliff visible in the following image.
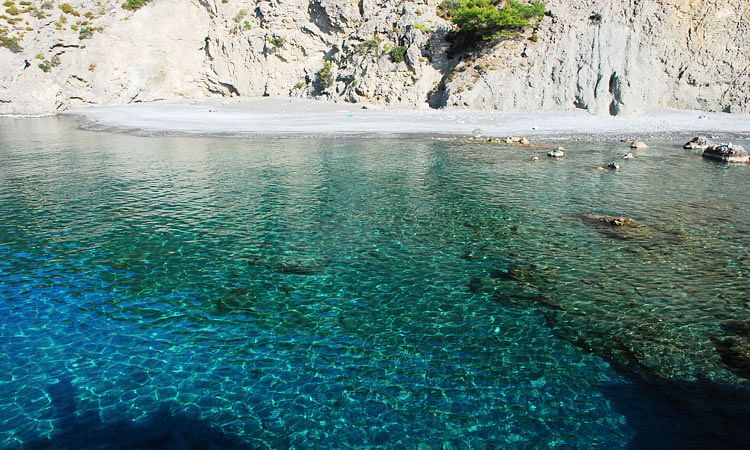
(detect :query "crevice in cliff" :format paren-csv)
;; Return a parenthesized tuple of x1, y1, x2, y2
(608, 72, 623, 116)
(50, 43, 80, 50)
(218, 81, 240, 96)
(202, 36, 212, 60)
(69, 96, 95, 104)
(308, 0, 339, 34)
(204, 76, 240, 97)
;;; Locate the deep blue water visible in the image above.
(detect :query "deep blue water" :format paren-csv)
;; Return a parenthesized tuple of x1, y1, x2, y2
(1, 117, 749, 449)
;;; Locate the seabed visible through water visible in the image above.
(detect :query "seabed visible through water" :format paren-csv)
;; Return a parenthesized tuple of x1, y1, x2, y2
(0, 117, 749, 449)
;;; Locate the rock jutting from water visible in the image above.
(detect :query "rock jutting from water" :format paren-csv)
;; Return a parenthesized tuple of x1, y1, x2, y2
(684, 136, 712, 150)
(702, 143, 749, 163)
(504, 137, 530, 145)
(629, 141, 649, 149)
(548, 147, 565, 158)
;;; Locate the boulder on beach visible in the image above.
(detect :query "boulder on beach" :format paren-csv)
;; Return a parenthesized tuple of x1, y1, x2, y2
(629, 141, 649, 149)
(702, 143, 749, 163)
(684, 136, 712, 150)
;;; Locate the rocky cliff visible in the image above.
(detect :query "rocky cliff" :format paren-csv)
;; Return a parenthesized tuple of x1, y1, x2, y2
(0, 0, 747, 115)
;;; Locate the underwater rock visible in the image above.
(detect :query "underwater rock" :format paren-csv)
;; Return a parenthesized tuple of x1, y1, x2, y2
(702, 143, 749, 163)
(251, 255, 331, 275)
(629, 141, 649, 149)
(716, 320, 750, 379)
(715, 338, 750, 379)
(683, 136, 712, 150)
(583, 214, 638, 227)
(580, 213, 663, 241)
(215, 288, 257, 312)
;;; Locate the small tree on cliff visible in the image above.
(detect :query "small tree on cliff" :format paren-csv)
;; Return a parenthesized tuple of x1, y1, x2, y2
(439, 0, 545, 51)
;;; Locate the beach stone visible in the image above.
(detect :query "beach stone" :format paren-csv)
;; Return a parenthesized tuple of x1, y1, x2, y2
(683, 136, 712, 150)
(629, 141, 649, 149)
(702, 143, 749, 163)
(547, 147, 565, 158)
(623, 152, 634, 159)
(520, 137, 530, 145)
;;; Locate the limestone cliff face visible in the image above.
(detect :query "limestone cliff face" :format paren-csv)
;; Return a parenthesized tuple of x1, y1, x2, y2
(442, 0, 750, 115)
(0, 0, 747, 115)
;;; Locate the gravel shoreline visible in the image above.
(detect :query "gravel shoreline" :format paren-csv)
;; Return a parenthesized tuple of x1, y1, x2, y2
(63, 97, 750, 140)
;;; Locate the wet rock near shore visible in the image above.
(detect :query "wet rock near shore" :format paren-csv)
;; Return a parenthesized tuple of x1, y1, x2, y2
(683, 136, 712, 150)
(464, 136, 530, 146)
(702, 143, 749, 163)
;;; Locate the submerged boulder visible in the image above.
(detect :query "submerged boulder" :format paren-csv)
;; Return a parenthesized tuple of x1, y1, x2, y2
(583, 214, 638, 227)
(716, 320, 750, 379)
(684, 136, 712, 150)
(702, 143, 749, 163)
(581, 213, 663, 241)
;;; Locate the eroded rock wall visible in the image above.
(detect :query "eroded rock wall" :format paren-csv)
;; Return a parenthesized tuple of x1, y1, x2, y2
(0, 0, 747, 115)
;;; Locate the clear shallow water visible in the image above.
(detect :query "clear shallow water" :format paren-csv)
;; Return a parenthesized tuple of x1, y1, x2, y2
(0, 117, 749, 449)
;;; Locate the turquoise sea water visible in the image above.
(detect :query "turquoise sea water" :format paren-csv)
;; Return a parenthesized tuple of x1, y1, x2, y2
(0, 117, 749, 449)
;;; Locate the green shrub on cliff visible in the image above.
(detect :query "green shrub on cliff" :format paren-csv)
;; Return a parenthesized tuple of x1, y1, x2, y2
(389, 45, 406, 63)
(122, 0, 151, 11)
(439, 0, 545, 43)
(0, 34, 22, 53)
(318, 61, 334, 89)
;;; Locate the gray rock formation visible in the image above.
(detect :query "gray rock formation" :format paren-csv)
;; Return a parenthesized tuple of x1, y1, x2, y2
(0, 0, 748, 115)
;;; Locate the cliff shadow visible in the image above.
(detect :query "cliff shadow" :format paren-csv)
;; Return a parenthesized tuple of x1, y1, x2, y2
(601, 377, 750, 450)
(22, 377, 260, 450)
